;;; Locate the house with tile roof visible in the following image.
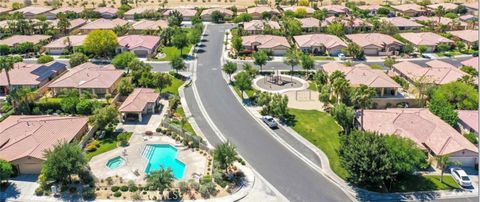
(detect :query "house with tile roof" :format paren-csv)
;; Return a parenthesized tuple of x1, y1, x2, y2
(297, 17, 321, 32)
(461, 57, 478, 71)
(44, 35, 87, 55)
(346, 33, 404, 56)
(94, 7, 118, 19)
(322, 62, 401, 97)
(49, 18, 87, 33)
(242, 20, 280, 35)
(163, 8, 198, 20)
(0, 61, 66, 94)
(282, 6, 315, 16)
(0, 115, 89, 174)
(360, 108, 478, 167)
(448, 30, 478, 48)
(427, 3, 459, 11)
(380, 17, 423, 31)
(119, 88, 160, 122)
(241, 35, 290, 56)
(0, 7, 12, 14)
(10, 6, 53, 19)
(457, 110, 478, 135)
(130, 19, 168, 34)
(247, 6, 280, 19)
(324, 15, 372, 32)
(79, 18, 129, 34)
(45, 7, 84, 19)
(412, 16, 467, 30)
(399, 32, 453, 52)
(201, 8, 233, 21)
(0, 35, 51, 47)
(392, 60, 467, 85)
(392, 3, 426, 17)
(48, 62, 123, 97)
(318, 5, 350, 16)
(463, 2, 478, 15)
(358, 4, 381, 15)
(116, 35, 161, 57)
(124, 7, 158, 20)
(294, 34, 347, 56)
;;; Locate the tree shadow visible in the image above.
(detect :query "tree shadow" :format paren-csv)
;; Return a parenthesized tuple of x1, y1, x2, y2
(0, 182, 20, 200)
(196, 49, 205, 54)
(201, 39, 208, 42)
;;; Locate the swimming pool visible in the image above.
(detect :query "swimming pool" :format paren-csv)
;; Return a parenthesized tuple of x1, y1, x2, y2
(142, 144, 186, 179)
(106, 156, 125, 170)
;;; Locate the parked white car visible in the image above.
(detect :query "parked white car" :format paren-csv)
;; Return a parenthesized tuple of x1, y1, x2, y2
(450, 167, 472, 187)
(338, 53, 346, 60)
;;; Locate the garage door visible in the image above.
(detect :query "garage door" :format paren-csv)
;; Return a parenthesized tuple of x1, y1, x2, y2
(364, 48, 378, 56)
(450, 157, 476, 167)
(271, 49, 287, 56)
(133, 50, 149, 58)
(19, 163, 42, 174)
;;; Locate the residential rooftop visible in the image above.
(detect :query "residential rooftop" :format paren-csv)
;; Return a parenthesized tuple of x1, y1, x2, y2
(0, 61, 66, 86)
(0, 115, 88, 161)
(361, 108, 478, 156)
(346, 33, 402, 48)
(322, 62, 400, 88)
(241, 35, 289, 49)
(294, 34, 346, 49)
(392, 60, 466, 84)
(448, 30, 479, 43)
(399, 32, 453, 46)
(44, 35, 87, 49)
(117, 35, 161, 50)
(119, 88, 160, 113)
(48, 62, 123, 89)
(80, 18, 128, 30)
(0, 35, 51, 46)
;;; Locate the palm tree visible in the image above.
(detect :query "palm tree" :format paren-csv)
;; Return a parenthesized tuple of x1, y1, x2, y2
(145, 168, 175, 194)
(350, 85, 376, 130)
(0, 56, 16, 94)
(332, 78, 349, 103)
(435, 6, 446, 25)
(179, 117, 187, 136)
(213, 141, 238, 173)
(436, 155, 460, 183)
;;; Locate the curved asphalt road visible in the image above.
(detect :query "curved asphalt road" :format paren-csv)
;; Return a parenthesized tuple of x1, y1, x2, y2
(186, 23, 351, 202)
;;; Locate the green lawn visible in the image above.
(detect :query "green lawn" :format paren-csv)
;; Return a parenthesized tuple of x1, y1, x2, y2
(174, 107, 196, 135)
(289, 109, 348, 179)
(233, 85, 256, 99)
(159, 45, 193, 61)
(312, 56, 335, 61)
(308, 82, 318, 91)
(85, 132, 132, 160)
(161, 76, 185, 96)
(390, 175, 461, 192)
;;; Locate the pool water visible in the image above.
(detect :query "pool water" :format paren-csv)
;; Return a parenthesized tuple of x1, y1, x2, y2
(143, 144, 186, 179)
(106, 156, 125, 169)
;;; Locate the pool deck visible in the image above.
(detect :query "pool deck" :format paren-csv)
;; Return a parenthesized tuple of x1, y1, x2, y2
(88, 134, 207, 183)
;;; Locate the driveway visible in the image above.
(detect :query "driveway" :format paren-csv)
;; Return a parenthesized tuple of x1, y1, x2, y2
(1, 175, 38, 201)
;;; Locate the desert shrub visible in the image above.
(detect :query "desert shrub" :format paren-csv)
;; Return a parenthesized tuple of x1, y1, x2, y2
(111, 186, 119, 192)
(120, 185, 129, 192)
(113, 191, 122, 197)
(82, 187, 95, 200)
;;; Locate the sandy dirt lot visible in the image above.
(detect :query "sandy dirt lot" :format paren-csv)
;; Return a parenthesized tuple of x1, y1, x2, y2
(1, 0, 477, 11)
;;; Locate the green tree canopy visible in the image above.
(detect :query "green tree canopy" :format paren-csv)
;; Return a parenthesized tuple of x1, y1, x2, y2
(339, 130, 394, 189)
(430, 81, 478, 110)
(42, 142, 87, 184)
(37, 55, 54, 64)
(112, 52, 137, 70)
(170, 55, 187, 73)
(69, 52, 89, 67)
(213, 142, 238, 171)
(234, 71, 252, 99)
(84, 30, 118, 58)
(330, 103, 355, 134)
(89, 105, 119, 129)
(253, 50, 269, 72)
(117, 78, 134, 96)
(222, 61, 237, 82)
(0, 160, 13, 184)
